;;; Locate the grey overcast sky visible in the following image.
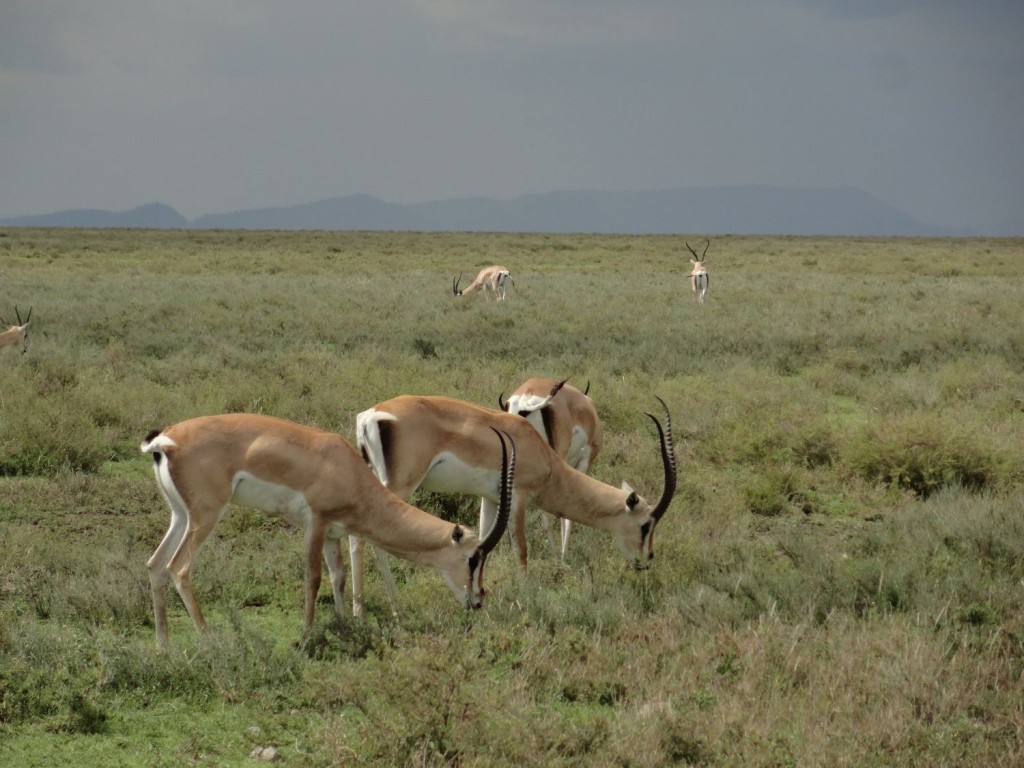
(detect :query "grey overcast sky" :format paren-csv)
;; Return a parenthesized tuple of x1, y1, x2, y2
(1, 1, 1021, 233)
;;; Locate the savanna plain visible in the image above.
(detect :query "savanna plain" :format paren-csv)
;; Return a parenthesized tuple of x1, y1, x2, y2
(1, 228, 1023, 766)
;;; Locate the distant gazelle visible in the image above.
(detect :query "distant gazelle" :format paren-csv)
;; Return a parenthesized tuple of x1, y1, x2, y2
(499, 377, 603, 560)
(141, 413, 515, 648)
(686, 240, 710, 303)
(452, 265, 514, 301)
(0, 306, 32, 354)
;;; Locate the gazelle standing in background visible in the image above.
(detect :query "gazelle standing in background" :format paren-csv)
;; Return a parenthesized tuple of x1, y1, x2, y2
(141, 413, 516, 648)
(686, 240, 710, 303)
(452, 265, 514, 301)
(499, 377, 603, 560)
(0, 306, 32, 353)
(353, 393, 675, 616)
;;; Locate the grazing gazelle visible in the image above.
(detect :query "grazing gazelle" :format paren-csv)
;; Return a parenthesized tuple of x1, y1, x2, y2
(686, 240, 710, 303)
(140, 413, 516, 648)
(0, 306, 32, 354)
(452, 265, 514, 301)
(499, 377, 603, 560)
(353, 394, 675, 615)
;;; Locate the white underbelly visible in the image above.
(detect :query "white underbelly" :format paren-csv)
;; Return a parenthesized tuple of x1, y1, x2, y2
(420, 451, 500, 499)
(230, 471, 349, 538)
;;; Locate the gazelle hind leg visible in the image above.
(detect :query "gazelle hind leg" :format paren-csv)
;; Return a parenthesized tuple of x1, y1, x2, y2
(147, 491, 188, 649)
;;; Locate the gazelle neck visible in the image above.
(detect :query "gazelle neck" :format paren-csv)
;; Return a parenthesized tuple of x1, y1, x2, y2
(533, 461, 627, 530)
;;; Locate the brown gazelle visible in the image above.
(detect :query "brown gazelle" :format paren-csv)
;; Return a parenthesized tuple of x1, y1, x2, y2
(499, 377, 603, 559)
(452, 265, 514, 301)
(686, 239, 710, 303)
(353, 394, 675, 615)
(0, 306, 32, 353)
(141, 413, 516, 648)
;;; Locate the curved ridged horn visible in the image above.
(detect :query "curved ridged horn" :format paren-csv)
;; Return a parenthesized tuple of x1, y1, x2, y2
(701, 238, 710, 260)
(549, 378, 568, 398)
(498, 392, 508, 411)
(645, 396, 677, 522)
(583, 380, 591, 396)
(452, 273, 463, 296)
(685, 241, 700, 260)
(16, 306, 31, 326)
(478, 428, 515, 556)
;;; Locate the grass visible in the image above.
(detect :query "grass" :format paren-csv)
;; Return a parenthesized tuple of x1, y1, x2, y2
(1, 228, 1023, 765)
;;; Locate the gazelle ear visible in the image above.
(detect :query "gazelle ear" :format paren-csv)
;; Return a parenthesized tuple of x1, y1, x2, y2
(621, 481, 640, 508)
(451, 524, 465, 544)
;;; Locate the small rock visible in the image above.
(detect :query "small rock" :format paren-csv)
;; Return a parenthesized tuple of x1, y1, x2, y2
(249, 745, 278, 762)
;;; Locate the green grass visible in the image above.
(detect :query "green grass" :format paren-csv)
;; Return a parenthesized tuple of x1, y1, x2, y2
(2, 228, 1024, 765)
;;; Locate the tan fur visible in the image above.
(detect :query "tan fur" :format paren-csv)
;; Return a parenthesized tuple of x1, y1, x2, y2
(0, 309, 31, 353)
(453, 265, 512, 301)
(355, 394, 674, 614)
(142, 413, 509, 648)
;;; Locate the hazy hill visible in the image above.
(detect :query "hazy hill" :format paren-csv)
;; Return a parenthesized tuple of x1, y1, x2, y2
(0, 187, 964, 236)
(0, 202, 187, 229)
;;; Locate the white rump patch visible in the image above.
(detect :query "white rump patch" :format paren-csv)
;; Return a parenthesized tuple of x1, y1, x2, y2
(355, 408, 398, 486)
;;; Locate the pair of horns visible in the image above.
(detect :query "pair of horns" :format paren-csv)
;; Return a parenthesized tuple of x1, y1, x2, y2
(1, 305, 31, 327)
(685, 239, 710, 261)
(451, 273, 464, 295)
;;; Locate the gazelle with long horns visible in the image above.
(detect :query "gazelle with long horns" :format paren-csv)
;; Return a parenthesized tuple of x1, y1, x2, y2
(686, 240, 710, 304)
(353, 394, 675, 615)
(452, 265, 514, 301)
(141, 413, 516, 648)
(0, 306, 32, 353)
(499, 377, 603, 560)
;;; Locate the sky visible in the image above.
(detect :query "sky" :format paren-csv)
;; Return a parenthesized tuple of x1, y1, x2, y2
(1, 1, 1022, 234)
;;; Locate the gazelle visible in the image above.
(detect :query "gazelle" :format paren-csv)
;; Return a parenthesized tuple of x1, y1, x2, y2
(353, 394, 675, 615)
(499, 377, 603, 560)
(452, 265, 514, 301)
(0, 306, 32, 353)
(140, 413, 515, 648)
(686, 240, 710, 303)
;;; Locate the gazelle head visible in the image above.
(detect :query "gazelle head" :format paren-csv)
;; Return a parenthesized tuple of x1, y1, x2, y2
(612, 397, 677, 570)
(0, 306, 33, 354)
(443, 428, 516, 608)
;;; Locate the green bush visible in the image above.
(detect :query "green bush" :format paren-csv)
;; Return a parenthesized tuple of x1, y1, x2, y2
(842, 412, 1004, 498)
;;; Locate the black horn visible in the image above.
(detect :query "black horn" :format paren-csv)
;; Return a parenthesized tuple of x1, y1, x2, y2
(549, 378, 569, 398)
(16, 306, 31, 325)
(645, 396, 677, 522)
(452, 273, 463, 296)
(478, 428, 515, 556)
(498, 392, 508, 411)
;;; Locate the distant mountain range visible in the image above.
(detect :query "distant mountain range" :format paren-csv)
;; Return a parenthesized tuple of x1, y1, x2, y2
(0, 187, 971, 236)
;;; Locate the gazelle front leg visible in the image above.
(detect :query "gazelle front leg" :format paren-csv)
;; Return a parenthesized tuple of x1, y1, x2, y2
(348, 536, 401, 618)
